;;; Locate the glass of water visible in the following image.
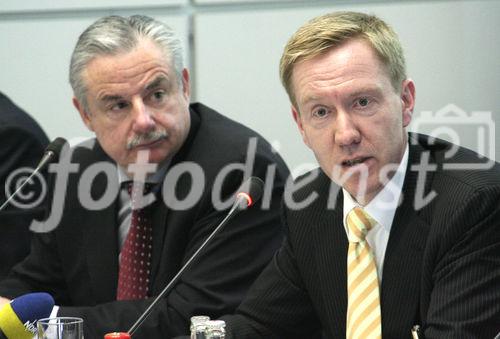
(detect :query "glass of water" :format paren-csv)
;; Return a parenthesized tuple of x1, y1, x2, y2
(37, 317, 84, 339)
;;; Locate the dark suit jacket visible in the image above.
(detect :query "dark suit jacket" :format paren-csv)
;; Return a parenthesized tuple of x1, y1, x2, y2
(223, 133, 500, 339)
(0, 103, 290, 338)
(0, 92, 49, 279)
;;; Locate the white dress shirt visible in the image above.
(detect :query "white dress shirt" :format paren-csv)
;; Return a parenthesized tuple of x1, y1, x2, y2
(342, 144, 409, 280)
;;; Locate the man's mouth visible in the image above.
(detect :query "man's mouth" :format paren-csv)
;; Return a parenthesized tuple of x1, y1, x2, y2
(135, 136, 166, 148)
(342, 157, 370, 167)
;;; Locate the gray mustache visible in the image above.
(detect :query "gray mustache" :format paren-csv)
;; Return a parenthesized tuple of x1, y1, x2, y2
(127, 130, 168, 150)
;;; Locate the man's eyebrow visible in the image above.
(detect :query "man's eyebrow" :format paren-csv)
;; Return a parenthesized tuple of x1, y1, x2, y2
(347, 86, 383, 99)
(300, 86, 383, 106)
(98, 76, 172, 103)
(145, 75, 170, 91)
(100, 94, 123, 103)
(301, 95, 319, 106)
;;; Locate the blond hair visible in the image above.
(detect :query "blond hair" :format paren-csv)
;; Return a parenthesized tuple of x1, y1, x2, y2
(279, 11, 406, 108)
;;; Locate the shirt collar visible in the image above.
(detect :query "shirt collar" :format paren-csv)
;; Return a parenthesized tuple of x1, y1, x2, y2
(343, 143, 409, 233)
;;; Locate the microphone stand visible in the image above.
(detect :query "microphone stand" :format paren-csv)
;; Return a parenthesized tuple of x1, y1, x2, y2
(0, 151, 56, 212)
(127, 197, 246, 336)
(0, 137, 67, 212)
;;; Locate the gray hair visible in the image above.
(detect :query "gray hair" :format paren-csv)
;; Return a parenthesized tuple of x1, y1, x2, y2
(69, 15, 184, 111)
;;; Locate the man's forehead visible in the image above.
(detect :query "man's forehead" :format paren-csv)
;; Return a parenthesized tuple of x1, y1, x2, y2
(145, 75, 170, 90)
(85, 40, 170, 78)
(82, 46, 175, 102)
(291, 43, 392, 104)
(95, 74, 174, 104)
(96, 75, 170, 101)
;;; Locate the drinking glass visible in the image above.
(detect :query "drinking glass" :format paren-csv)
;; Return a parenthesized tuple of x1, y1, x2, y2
(37, 317, 84, 339)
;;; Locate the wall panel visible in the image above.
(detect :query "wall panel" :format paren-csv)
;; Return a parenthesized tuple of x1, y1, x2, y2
(0, 0, 186, 13)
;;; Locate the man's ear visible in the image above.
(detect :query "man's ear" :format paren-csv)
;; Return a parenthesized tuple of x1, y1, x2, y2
(292, 105, 310, 148)
(181, 68, 190, 100)
(400, 79, 415, 127)
(73, 97, 94, 132)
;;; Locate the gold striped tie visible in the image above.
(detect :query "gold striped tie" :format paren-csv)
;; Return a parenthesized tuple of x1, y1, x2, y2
(346, 207, 382, 339)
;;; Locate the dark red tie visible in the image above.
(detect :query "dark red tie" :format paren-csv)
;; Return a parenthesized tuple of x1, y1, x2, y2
(117, 182, 154, 300)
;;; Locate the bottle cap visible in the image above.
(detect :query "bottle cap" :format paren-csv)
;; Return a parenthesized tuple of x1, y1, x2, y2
(190, 315, 210, 325)
(191, 315, 210, 333)
(206, 320, 225, 328)
(104, 332, 131, 339)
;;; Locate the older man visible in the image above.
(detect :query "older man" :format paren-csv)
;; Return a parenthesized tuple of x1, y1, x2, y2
(222, 11, 500, 339)
(0, 15, 289, 338)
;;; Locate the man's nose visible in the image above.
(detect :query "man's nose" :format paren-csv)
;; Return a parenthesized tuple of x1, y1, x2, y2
(131, 99, 155, 132)
(334, 111, 361, 147)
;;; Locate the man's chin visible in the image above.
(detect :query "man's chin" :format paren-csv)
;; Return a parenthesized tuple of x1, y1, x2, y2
(341, 180, 383, 205)
(147, 148, 172, 164)
(118, 156, 162, 172)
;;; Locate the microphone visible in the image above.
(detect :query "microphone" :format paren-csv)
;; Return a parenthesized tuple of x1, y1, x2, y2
(0, 137, 68, 212)
(233, 176, 264, 210)
(0, 292, 55, 339)
(35, 137, 68, 169)
(115, 177, 265, 337)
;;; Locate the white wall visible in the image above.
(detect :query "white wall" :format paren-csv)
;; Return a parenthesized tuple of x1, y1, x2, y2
(1, 0, 499, 173)
(0, 0, 186, 12)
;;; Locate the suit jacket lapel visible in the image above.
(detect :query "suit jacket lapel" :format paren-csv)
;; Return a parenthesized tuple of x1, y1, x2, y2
(381, 139, 433, 335)
(148, 109, 202, 292)
(312, 178, 348, 336)
(149, 187, 168, 289)
(83, 146, 120, 302)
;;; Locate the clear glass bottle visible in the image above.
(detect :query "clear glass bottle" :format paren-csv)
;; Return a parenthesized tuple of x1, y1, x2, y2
(204, 320, 226, 339)
(190, 315, 210, 339)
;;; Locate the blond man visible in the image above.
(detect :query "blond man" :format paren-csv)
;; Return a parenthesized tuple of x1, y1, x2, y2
(222, 11, 500, 339)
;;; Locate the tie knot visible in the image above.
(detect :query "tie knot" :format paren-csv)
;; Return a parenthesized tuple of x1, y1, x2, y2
(124, 182, 155, 210)
(346, 207, 376, 243)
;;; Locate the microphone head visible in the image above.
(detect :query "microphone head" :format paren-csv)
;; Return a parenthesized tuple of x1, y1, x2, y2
(104, 332, 132, 339)
(0, 292, 55, 338)
(10, 292, 55, 324)
(236, 176, 264, 209)
(44, 137, 68, 162)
